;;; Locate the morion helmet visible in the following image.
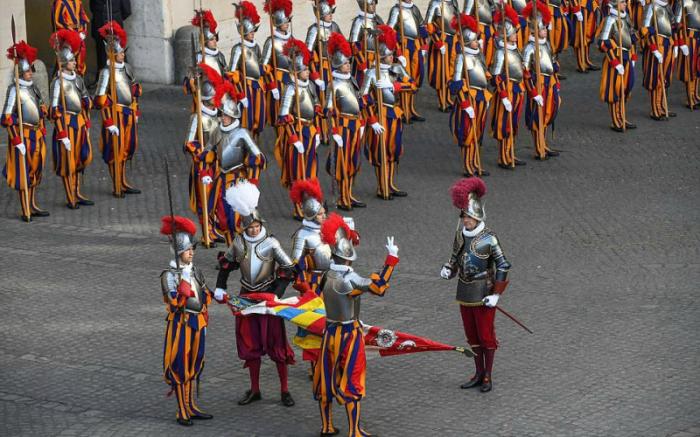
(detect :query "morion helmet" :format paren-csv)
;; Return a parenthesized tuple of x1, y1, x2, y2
(289, 179, 324, 221)
(225, 180, 265, 229)
(265, 0, 293, 27)
(356, 0, 379, 9)
(198, 62, 224, 102)
(7, 41, 38, 74)
(236, 1, 261, 35)
(160, 215, 198, 255)
(522, 1, 552, 32)
(315, 0, 337, 17)
(283, 38, 311, 72)
(376, 25, 398, 58)
(328, 32, 352, 69)
(49, 29, 81, 64)
(192, 10, 219, 41)
(451, 13, 480, 44)
(321, 213, 359, 262)
(494, 4, 520, 38)
(213, 78, 242, 119)
(98, 21, 128, 54)
(449, 177, 487, 221)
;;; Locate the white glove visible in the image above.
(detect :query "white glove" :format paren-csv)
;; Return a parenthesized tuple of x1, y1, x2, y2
(533, 94, 544, 107)
(653, 50, 663, 64)
(135, 115, 139, 123)
(332, 133, 344, 148)
(385, 236, 399, 257)
(240, 97, 249, 108)
(271, 88, 280, 100)
(359, 125, 365, 138)
(201, 175, 213, 185)
(673, 46, 679, 58)
(293, 140, 304, 154)
(107, 125, 120, 135)
(314, 78, 326, 91)
(214, 287, 227, 301)
(464, 105, 475, 119)
(398, 55, 407, 67)
(61, 137, 72, 151)
(371, 122, 385, 134)
(14, 143, 26, 156)
(421, 48, 427, 56)
(483, 294, 500, 307)
(501, 97, 512, 112)
(79, 32, 86, 40)
(575, 11, 584, 21)
(376, 78, 393, 89)
(314, 134, 321, 149)
(440, 44, 446, 55)
(680, 45, 689, 57)
(440, 266, 451, 279)
(615, 64, 625, 75)
(639, 0, 645, 5)
(478, 39, 484, 50)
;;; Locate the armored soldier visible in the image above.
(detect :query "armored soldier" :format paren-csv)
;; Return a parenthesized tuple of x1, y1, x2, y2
(463, 0, 497, 67)
(522, 1, 562, 160)
(490, 5, 526, 169)
(641, 0, 678, 119)
(229, 1, 266, 139)
(424, 0, 460, 111)
(3, 41, 49, 221)
(508, 0, 530, 49)
(262, 0, 295, 128)
(160, 215, 217, 426)
(326, 32, 367, 211)
(360, 25, 417, 200)
(440, 178, 511, 393)
(185, 10, 227, 112)
(184, 64, 222, 246)
(52, 0, 89, 75)
(598, 0, 639, 132)
(49, 29, 93, 209)
(544, 0, 570, 62)
(675, 0, 700, 109)
(215, 181, 296, 408)
(94, 21, 142, 197)
(349, 0, 385, 86)
(570, 0, 602, 73)
(277, 39, 324, 220)
(313, 213, 399, 437)
(449, 14, 492, 177)
(305, 0, 342, 85)
(388, 0, 427, 122)
(212, 80, 266, 245)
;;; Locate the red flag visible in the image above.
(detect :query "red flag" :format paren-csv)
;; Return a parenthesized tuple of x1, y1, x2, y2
(363, 324, 467, 357)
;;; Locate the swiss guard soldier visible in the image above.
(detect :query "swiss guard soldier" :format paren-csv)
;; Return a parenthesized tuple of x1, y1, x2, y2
(215, 181, 297, 407)
(313, 213, 399, 437)
(598, 0, 638, 132)
(277, 39, 324, 220)
(571, 0, 602, 73)
(545, 0, 570, 69)
(192, 10, 227, 77)
(262, 0, 295, 129)
(3, 41, 49, 221)
(490, 5, 526, 169)
(229, 1, 265, 140)
(326, 32, 367, 211)
(440, 178, 511, 393)
(305, 0, 342, 86)
(212, 80, 266, 245)
(449, 13, 492, 178)
(641, 0, 678, 119)
(160, 215, 217, 426)
(360, 25, 417, 200)
(675, 0, 700, 109)
(463, 0, 496, 67)
(95, 21, 142, 197)
(349, 0, 385, 86)
(508, 0, 530, 50)
(424, 0, 460, 111)
(522, 1, 562, 160)
(388, 0, 427, 122)
(49, 29, 93, 209)
(52, 0, 89, 75)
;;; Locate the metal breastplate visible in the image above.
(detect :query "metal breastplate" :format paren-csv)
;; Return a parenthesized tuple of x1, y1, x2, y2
(17, 86, 41, 126)
(201, 114, 219, 148)
(322, 270, 361, 322)
(433, 1, 458, 35)
(219, 128, 248, 172)
(510, 0, 527, 13)
(60, 77, 83, 114)
(687, 1, 700, 29)
(294, 84, 318, 121)
(274, 38, 291, 71)
(236, 236, 278, 291)
(357, 18, 379, 50)
(455, 231, 494, 304)
(185, 273, 204, 313)
(204, 53, 224, 77)
(610, 17, 633, 50)
(464, 53, 489, 89)
(494, 47, 524, 81)
(398, 7, 420, 38)
(234, 44, 262, 80)
(293, 227, 332, 271)
(465, 0, 493, 25)
(378, 69, 398, 106)
(654, 6, 673, 37)
(333, 78, 361, 115)
(160, 269, 204, 313)
(524, 42, 555, 75)
(114, 67, 133, 106)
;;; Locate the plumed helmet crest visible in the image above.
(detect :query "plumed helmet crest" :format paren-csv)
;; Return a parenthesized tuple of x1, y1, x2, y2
(493, 4, 520, 27)
(236, 1, 261, 24)
(49, 29, 82, 53)
(522, 0, 552, 26)
(450, 177, 486, 209)
(264, 0, 293, 17)
(320, 213, 357, 246)
(328, 32, 352, 58)
(6, 41, 38, 64)
(283, 38, 311, 65)
(97, 21, 128, 47)
(160, 215, 197, 236)
(289, 178, 324, 204)
(225, 180, 260, 217)
(213, 80, 240, 108)
(377, 25, 398, 51)
(451, 13, 479, 33)
(191, 9, 218, 33)
(198, 62, 224, 87)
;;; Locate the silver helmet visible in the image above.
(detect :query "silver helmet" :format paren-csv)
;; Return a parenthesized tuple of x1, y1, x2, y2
(450, 177, 487, 221)
(461, 27, 479, 44)
(240, 17, 259, 35)
(292, 53, 309, 72)
(290, 179, 325, 221)
(315, 1, 336, 17)
(220, 92, 242, 118)
(331, 50, 351, 69)
(325, 215, 357, 261)
(160, 216, 198, 256)
(240, 209, 266, 229)
(464, 192, 485, 221)
(18, 58, 32, 73)
(58, 46, 76, 64)
(200, 79, 216, 101)
(173, 231, 197, 255)
(272, 9, 292, 27)
(303, 197, 323, 221)
(356, 0, 378, 9)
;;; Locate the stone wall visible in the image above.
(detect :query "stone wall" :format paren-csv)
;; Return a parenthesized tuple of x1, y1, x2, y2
(0, 0, 28, 97)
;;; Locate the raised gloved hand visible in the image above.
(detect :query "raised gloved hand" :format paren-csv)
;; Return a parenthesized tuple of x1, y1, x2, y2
(376, 78, 393, 89)
(370, 121, 385, 134)
(271, 88, 280, 100)
(501, 97, 512, 112)
(79, 32, 86, 40)
(615, 64, 625, 75)
(575, 10, 583, 21)
(398, 55, 407, 67)
(385, 236, 399, 257)
(332, 133, 344, 148)
(201, 175, 213, 185)
(14, 142, 26, 156)
(653, 50, 663, 64)
(440, 266, 451, 279)
(482, 294, 500, 307)
(240, 96, 249, 108)
(464, 105, 475, 119)
(314, 78, 326, 91)
(533, 94, 544, 107)
(107, 125, 120, 136)
(61, 137, 72, 151)
(214, 287, 227, 301)
(293, 140, 304, 154)
(680, 45, 690, 56)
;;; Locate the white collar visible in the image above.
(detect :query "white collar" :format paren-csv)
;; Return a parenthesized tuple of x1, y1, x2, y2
(401, 1, 414, 8)
(243, 39, 257, 48)
(106, 60, 125, 69)
(61, 70, 76, 80)
(332, 71, 351, 80)
(358, 11, 375, 19)
(205, 47, 219, 56)
(220, 119, 240, 132)
(243, 226, 267, 242)
(608, 8, 627, 17)
(201, 104, 217, 116)
(330, 262, 353, 273)
(528, 35, 547, 44)
(462, 221, 485, 237)
(274, 29, 291, 40)
(380, 63, 391, 70)
(169, 260, 193, 270)
(18, 78, 33, 86)
(498, 40, 518, 50)
(654, 0, 667, 5)
(319, 21, 333, 28)
(302, 219, 321, 230)
(464, 46, 480, 55)
(296, 78, 310, 86)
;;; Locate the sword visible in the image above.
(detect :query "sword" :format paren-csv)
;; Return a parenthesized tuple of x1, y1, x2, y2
(494, 304, 533, 334)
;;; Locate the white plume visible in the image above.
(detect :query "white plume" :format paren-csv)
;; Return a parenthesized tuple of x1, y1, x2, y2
(225, 181, 260, 217)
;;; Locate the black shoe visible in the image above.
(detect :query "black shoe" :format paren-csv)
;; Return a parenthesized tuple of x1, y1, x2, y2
(533, 155, 548, 161)
(498, 163, 514, 170)
(650, 114, 667, 121)
(214, 236, 226, 244)
(281, 391, 295, 407)
(477, 169, 490, 177)
(66, 203, 80, 210)
(376, 193, 393, 200)
(546, 150, 560, 157)
(125, 187, 141, 194)
(514, 159, 527, 166)
(78, 198, 94, 206)
(610, 125, 625, 132)
(112, 192, 126, 198)
(31, 209, 50, 217)
(20, 215, 31, 222)
(390, 190, 407, 197)
(576, 68, 589, 74)
(351, 200, 366, 208)
(587, 64, 601, 71)
(411, 115, 426, 122)
(625, 122, 637, 129)
(320, 427, 340, 437)
(668, 112, 677, 118)
(190, 412, 213, 420)
(176, 417, 193, 426)
(336, 204, 352, 211)
(480, 375, 493, 392)
(460, 373, 483, 389)
(238, 390, 261, 405)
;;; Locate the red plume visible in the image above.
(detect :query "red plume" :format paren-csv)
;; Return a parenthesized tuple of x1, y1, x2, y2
(213, 80, 239, 108)
(328, 32, 351, 58)
(6, 41, 38, 64)
(236, 1, 261, 24)
(283, 38, 311, 65)
(98, 21, 128, 47)
(289, 178, 324, 204)
(160, 216, 197, 236)
(449, 177, 487, 210)
(320, 213, 357, 246)
(326, 0, 336, 6)
(191, 10, 218, 33)
(494, 4, 519, 27)
(377, 25, 398, 51)
(198, 62, 224, 87)
(450, 13, 479, 34)
(49, 29, 82, 53)
(264, 0, 293, 17)
(522, 0, 552, 26)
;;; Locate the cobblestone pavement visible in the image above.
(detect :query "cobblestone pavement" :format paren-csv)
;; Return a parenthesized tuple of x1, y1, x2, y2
(1, 52, 699, 437)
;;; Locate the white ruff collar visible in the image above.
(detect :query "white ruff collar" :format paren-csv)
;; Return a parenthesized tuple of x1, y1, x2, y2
(462, 221, 485, 237)
(358, 11, 375, 19)
(464, 46, 480, 55)
(243, 39, 257, 48)
(205, 47, 219, 55)
(320, 21, 333, 28)
(19, 78, 33, 86)
(106, 60, 125, 69)
(401, 1, 414, 8)
(220, 119, 240, 132)
(332, 71, 351, 80)
(330, 262, 353, 273)
(296, 78, 310, 86)
(380, 63, 391, 70)
(201, 105, 217, 116)
(528, 35, 548, 44)
(498, 40, 518, 50)
(244, 226, 267, 242)
(62, 71, 77, 80)
(274, 29, 291, 40)
(302, 219, 321, 230)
